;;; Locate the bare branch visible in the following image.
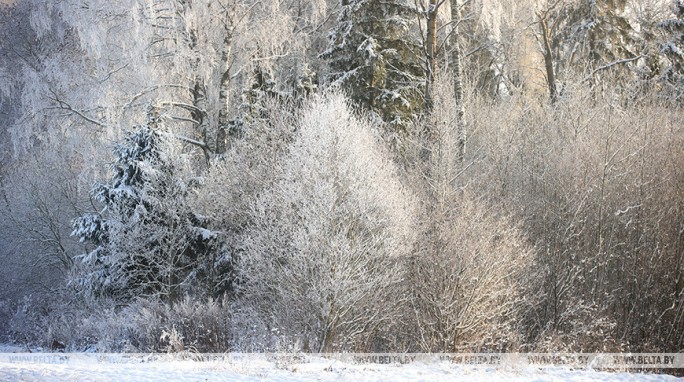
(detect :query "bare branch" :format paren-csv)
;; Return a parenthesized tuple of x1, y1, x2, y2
(46, 89, 108, 128)
(97, 63, 130, 83)
(122, 84, 191, 110)
(583, 56, 643, 83)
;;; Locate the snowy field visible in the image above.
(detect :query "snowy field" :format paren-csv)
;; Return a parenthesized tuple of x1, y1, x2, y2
(1, 348, 682, 382)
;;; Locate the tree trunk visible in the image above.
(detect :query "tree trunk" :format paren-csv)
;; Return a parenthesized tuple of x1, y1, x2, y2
(538, 15, 558, 104)
(451, 0, 466, 163)
(216, 10, 235, 155)
(191, 80, 209, 160)
(425, 0, 438, 111)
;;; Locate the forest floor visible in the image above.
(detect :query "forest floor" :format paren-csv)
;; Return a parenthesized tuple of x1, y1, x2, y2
(1, 346, 682, 382)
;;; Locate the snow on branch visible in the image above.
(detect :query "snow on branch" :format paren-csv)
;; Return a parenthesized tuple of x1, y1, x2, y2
(46, 88, 108, 129)
(583, 55, 643, 83)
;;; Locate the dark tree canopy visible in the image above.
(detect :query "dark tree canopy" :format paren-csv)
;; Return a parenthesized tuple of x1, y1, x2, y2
(321, 0, 424, 131)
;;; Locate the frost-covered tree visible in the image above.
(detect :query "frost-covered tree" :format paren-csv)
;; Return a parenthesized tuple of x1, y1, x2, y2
(72, 111, 216, 303)
(0, 0, 85, 155)
(53, 0, 251, 159)
(234, 93, 417, 352)
(4, 0, 316, 164)
(321, 0, 424, 131)
(0, 148, 89, 307)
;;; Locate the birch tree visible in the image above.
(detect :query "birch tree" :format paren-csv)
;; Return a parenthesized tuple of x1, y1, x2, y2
(450, 0, 467, 162)
(419, 0, 467, 161)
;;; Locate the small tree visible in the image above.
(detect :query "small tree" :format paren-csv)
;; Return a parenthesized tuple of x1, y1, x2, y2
(72, 111, 216, 304)
(409, 195, 533, 351)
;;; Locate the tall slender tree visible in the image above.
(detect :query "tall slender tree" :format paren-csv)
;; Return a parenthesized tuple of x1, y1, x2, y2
(424, 0, 439, 110)
(420, 0, 466, 162)
(450, 0, 466, 162)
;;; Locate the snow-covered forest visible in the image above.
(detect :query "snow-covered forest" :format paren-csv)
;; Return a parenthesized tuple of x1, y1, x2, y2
(0, 0, 682, 355)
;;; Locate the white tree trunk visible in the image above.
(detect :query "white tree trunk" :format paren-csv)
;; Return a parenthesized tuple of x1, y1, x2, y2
(451, 0, 466, 163)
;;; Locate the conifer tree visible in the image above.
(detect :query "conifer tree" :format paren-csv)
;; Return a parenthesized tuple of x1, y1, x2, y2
(71, 110, 216, 303)
(536, 0, 640, 95)
(321, 0, 424, 131)
(658, 0, 684, 101)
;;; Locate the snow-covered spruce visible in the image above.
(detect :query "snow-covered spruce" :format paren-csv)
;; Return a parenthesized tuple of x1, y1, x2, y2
(71, 117, 218, 303)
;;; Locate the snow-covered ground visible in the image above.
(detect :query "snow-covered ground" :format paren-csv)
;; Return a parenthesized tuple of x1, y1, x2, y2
(1, 351, 682, 382)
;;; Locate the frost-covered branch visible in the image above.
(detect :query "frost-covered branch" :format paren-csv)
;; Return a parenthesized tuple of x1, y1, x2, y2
(583, 55, 644, 83)
(46, 89, 108, 128)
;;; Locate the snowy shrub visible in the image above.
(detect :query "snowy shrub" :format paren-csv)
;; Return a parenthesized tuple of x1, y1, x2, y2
(393, 77, 535, 352)
(7, 294, 78, 350)
(117, 296, 232, 353)
(70, 297, 212, 352)
(0, 300, 11, 342)
(407, 194, 533, 352)
(533, 300, 623, 352)
(466, 88, 684, 352)
(8, 295, 232, 352)
(7, 296, 41, 346)
(233, 93, 417, 352)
